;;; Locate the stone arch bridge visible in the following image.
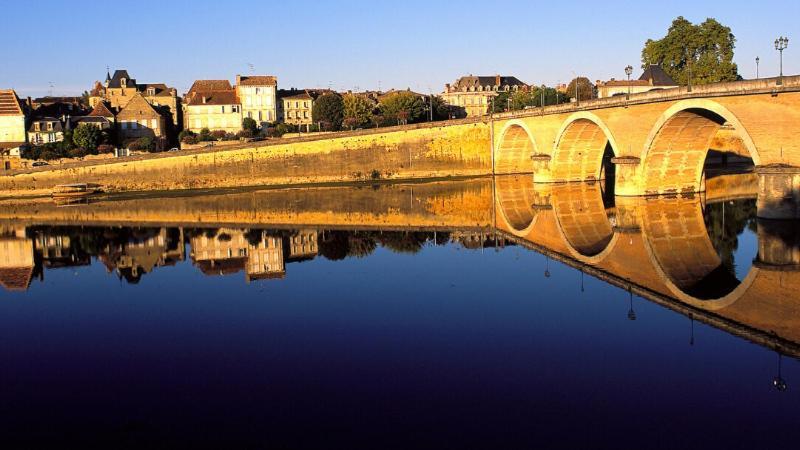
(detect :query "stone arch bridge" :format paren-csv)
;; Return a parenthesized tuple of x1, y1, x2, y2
(491, 76, 800, 219)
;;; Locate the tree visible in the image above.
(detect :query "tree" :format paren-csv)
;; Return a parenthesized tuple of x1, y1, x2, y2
(312, 93, 344, 131)
(566, 77, 596, 102)
(342, 94, 374, 128)
(72, 124, 101, 152)
(378, 91, 425, 124)
(430, 95, 451, 121)
(642, 16, 739, 85)
(242, 117, 259, 135)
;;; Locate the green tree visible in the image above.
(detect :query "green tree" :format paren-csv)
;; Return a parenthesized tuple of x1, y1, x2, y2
(312, 93, 344, 131)
(642, 16, 739, 85)
(72, 124, 101, 152)
(566, 77, 596, 102)
(342, 94, 374, 128)
(491, 91, 511, 113)
(242, 117, 259, 135)
(378, 91, 425, 124)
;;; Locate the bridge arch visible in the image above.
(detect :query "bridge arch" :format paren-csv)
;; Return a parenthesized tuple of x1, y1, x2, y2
(551, 183, 618, 264)
(640, 99, 762, 195)
(494, 175, 540, 237)
(495, 120, 537, 174)
(550, 112, 620, 182)
(639, 196, 758, 310)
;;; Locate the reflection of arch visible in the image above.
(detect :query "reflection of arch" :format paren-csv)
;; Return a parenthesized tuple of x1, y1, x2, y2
(551, 182, 617, 263)
(495, 120, 537, 174)
(495, 175, 539, 236)
(639, 196, 758, 310)
(640, 100, 761, 195)
(551, 112, 619, 182)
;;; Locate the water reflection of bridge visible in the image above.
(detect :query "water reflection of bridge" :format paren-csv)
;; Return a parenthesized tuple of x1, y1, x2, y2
(0, 176, 798, 358)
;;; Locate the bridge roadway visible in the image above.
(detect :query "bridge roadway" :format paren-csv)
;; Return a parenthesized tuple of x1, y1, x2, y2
(0, 176, 798, 358)
(491, 75, 800, 219)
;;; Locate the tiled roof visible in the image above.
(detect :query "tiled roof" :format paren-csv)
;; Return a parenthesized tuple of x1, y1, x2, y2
(195, 258, 247, 276)
(88, 101, 115, 118)
(639, 64, 677, 86)
(238, 75, 277, 86)
(281, 89, 330, 101)
(28, 117, 64, 133)
(600, 79, 651, 87)
(117, 93, 162, 119)
(0, 141, 26, 151)
(185, 90, 239, 106)
(0, 267, 33, 291)
(0, 89, 24, 115)
(108, 69, 136, 89)
(143, 83, 174, 97)
(453, 75, 528, 89)
(189, 80, 232, 92)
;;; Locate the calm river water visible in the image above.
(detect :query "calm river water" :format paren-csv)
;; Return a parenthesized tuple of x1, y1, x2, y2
(0, 176, 797, 448)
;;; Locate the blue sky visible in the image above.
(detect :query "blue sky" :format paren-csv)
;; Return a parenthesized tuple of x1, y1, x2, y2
(1, 0, 797, 97)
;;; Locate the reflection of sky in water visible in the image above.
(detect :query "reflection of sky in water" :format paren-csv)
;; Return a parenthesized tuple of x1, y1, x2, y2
(0, 217, 797, 448)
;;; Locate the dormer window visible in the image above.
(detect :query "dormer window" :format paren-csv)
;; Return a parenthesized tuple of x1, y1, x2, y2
(121, 78, 127, 88)
(147, 87, 155, 96)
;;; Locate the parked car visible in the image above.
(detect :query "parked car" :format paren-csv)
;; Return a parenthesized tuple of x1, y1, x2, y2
(168, 147, 180, 152)
(32, 161, 49, 167)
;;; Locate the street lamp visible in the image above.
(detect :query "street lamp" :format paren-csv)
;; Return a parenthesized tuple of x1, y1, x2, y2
(686, 48, 696, 93)
(540, 84, 546, 115)
(775, 36, 789, 85)
(756, 56, 760, 79)
(627, 288, 636, 321)
(624, 65, 633, 100)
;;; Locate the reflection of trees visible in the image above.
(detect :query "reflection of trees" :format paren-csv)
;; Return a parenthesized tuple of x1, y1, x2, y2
(347, 234, 377, 258)
(319, 231, 350, 261)
(377, 231, 428, 254)
(704, 199, 757, 272)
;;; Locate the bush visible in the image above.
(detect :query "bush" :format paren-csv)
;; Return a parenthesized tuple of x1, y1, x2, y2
(40, 149, 61, 161)
(97, 144, 114, 154)
(242, 117, 259, 135)
(130, 136, 155, 151)
(72, 124, 101, 152)
(178, 129, 195, 142)
(211, 130, 226, 140)
(182, 135, 198, 145)
(67, 148, 87, 158)
(198, 128, 213, 142)
(223, 132, 237, 141)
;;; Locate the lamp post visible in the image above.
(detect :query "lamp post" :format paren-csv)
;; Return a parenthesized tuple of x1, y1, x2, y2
(775, 36, 789, 86)
(686, 48, 695, 93)
(627, 288, 636, 321)
(540, 84, 546, 116)
(624, 65, 633, 100)
(756, 56, 760, 79)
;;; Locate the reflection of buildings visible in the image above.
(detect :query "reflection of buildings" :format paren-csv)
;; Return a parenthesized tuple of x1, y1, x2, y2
(190, 228, 287, 282)
(99, 228, 185, 283)
(0, 227, 34, 291)
(286, 229, 318, 262)
(34, 231, 90, 268)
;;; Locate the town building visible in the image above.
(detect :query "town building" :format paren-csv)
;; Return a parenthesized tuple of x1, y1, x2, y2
(73, 101, 115, 130)
(236, 75, 277, 127)
(116, 93, 168, 150)
(285, 229, 318, 262)
(27, 117, 64, 145)
(279, 89, 328, 129)
(0, 89, 27, 170)
(99, 228, 184, 283)
(183, 80, 242, 133)
(441, 75, 529, 117)
(91, 69, 181, 127)
(595, 64, 678, 99)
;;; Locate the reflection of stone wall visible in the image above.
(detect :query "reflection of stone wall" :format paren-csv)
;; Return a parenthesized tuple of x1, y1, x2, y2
(0, 121, 491, 197)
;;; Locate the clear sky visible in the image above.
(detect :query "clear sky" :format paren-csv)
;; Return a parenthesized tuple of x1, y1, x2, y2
(1, 0, 796, 98)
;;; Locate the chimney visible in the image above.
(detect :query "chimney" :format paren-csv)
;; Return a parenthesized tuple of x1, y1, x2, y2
(495, 74, 501, 86)
(26, 96, 32, 107)
(236, 75, 242, 86)
(445, 83, 450, 91)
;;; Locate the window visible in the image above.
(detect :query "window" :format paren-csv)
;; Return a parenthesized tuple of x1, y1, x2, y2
(121, 121, 128, 130)
(247, 112, 252, 119)
(151, 119, 157, 129)
(255, 88, 260, 95)
(131, 121, 138, 130)
(303, 111, 308, 119)
(246, 97, 252, 106)
(258, 111, 262, 121)
(303, 101, 308, 108)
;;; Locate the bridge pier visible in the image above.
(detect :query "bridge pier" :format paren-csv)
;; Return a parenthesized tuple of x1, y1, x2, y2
(756, 165, 800, 219)
(613, 196, 643, 234)
(530, 154, 553, 183)
(754, 219, 800, 270)
(610, 156, 642, 196)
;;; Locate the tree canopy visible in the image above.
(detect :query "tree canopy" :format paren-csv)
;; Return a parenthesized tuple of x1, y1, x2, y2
(641, 16, 739, 85)
(566, 77, 596, 101)
(342, 93, 374, 128)
(72, 124, 101, 152)
(312, 93, 344, 130)
(378, 91, 425, 124)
